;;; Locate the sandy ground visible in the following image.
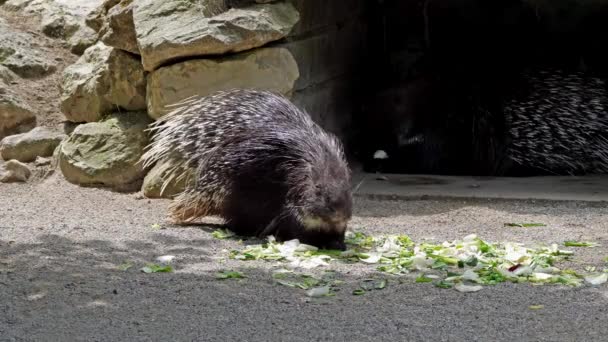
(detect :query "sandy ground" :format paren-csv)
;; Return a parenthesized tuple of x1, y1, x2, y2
(1, 174, 607, 342)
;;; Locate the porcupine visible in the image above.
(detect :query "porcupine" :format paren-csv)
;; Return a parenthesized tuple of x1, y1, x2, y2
(141, 89, 353, 250)
(367, 68, 608, 176)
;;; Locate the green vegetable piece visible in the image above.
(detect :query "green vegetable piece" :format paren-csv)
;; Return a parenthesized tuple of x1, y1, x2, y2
(141, 264, 173, 273)
(216, 270, 245, 279)
(212, 229, 235, 239)
(416, 275, 433, 283)
(117, 263, 133, 271)
(564, 241, 597, 247)
(352, 289, 366, 295)
(464, 256, 478, 267)
(434, 281, 453, 289)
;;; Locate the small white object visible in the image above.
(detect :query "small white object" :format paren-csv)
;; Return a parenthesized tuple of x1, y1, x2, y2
(531, 272, 553, 281)
(359, 253, 381, 264)
(462, 270, 480, 281)
(373, 150, 388, 160)
(156, 255, 176, 263)
(585, 273, 608, 286)
(455, 283, 483, 293)
(306, 286, 330, 297)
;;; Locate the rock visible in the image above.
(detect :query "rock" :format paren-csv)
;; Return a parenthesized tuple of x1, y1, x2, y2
(68, 25, 99, 55)
(34, 156, 52, 166)
(147, 47, 299, 119)
(3, 0, 103, 55)
(85, 0, 121, 33)
(0, 87, 36, 140)
(0, 127, 66, 162)
(40, 8, 81, 39)
(57, 111, 152, 190)
(98, 0, 139, 54)
(0, 19, 57, 78)
(0, 66, 17, 84)
(141, 163, 193, 199)
(62, 121, 82, 135)
(133, 0, 300, 71)
(0, 159, 31, 183)
(60, 42, 147, 123)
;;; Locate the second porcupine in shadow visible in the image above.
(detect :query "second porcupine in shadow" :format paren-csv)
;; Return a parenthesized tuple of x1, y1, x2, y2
(141, 89, 353, 250)
(362, 68, 608, 176)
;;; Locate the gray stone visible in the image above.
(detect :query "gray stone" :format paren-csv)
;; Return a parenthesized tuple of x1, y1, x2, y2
(147, 47, 299, 119)
(0, 66, 17, 84)
(0, 19, 57, 78)
(0, 87, 36, 141)
(0, 126, 66, 162)
(85, 0, 121, 33)
(98, 0, 139, 55)
(141, 163, 193, 199)
(3, 0, 103, 54)
(60, 42, 147, 123)
(57, 111, 152, 191)
(0, 159, 31, 183)
(133, 0, 300, 71)
(34, 156, 52, 166)
(68, 25, 99, 55)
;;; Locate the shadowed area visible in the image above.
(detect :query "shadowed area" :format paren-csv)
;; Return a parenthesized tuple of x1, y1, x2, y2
(1, 177, 608, 341)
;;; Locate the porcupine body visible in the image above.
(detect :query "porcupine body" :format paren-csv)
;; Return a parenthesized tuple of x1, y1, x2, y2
(367, 68, 608, 176)
(501, 69, 608, 175)
(141, 89, 353, 250)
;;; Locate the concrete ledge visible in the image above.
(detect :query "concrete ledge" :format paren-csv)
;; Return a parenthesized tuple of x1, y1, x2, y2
(352, 173, 608, 202)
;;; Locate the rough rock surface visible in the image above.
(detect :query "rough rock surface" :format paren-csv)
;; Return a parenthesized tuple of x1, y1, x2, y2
(98, 0, 138, 55)
(0, 126, 66, 162)
(141, 163, 192, 199)
(0, 18, 57, 78)
(0, 66, 17, 83)
(133, 0, 300, 71)
(3, 0, 104, 54)
(57, 111, 152, 191)
(60, 42, 147, 123)
(0, 159, 31, 182)
(147, 47, 299, 119)
(85, 0, 121, 33)
(0, 86, 36, 140)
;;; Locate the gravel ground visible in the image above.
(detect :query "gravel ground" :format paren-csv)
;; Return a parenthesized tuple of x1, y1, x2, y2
(1, 175, 608, 342)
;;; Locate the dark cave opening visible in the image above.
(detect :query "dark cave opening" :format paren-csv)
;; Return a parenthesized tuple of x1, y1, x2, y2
(350, 0, 608, 177)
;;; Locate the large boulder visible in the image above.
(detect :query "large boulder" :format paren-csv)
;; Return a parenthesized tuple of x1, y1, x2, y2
(0, 86, 36, 140)
(0, 159, 31, 183)
(0, 127, 66, 162)
(57, 111, 152, 191)
(147, 47, 299, 119)
(98, 0, 139, 55)
(60, 42, 147, 123)
(0, 19, 57, 78)
(133, 0, 300, 71)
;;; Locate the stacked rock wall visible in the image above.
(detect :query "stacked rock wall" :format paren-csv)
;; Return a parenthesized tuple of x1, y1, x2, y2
(52, 0, 368, 195)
